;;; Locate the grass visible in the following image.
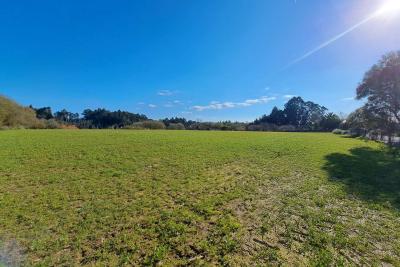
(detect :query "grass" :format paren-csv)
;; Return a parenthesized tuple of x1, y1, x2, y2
(0, 130, 399, 266)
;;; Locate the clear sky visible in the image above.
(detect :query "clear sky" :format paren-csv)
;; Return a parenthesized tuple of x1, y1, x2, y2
(1, 0, 400, 121)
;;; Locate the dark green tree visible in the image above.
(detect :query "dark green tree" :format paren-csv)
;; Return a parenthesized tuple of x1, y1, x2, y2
(30, 106, 54, 120)
(320, 113, 341, 131)
(54, 109, 79, 123)
(284, 97, 327, 130)
(356, 51, 400, 142)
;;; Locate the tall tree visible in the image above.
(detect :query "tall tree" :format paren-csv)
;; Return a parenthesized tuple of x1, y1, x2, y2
(320, 112, 341, 131)
(356, 51, 400, 140)
(284, 97, 327, 130)
(31, 106, 54, 120)
(82, 108, 147, 128)
(54, 109, 79, 123)
(267, 107, 287, 125)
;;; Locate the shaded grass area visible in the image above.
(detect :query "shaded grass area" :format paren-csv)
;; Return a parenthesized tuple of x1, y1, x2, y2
(0, 130, 399, 266)
(324, 146, 400, 210)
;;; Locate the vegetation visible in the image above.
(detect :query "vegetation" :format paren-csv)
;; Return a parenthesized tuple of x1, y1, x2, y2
(251, 97, 341, 132)
(162, 117, 195, 129)
(31, 97, 340, 132)
(342, 51, 400, 143)
(0, 96, 42, 129)
(0, 130, 399, 266)
(124, 120, 166, 130)
(80, 109, 148, 129)
(166, 123, 185, 130)
(2, 91, 343, 132)
(29, 106, 53, 120)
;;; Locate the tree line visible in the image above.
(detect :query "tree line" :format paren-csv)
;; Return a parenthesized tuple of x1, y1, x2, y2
(29, 107, 149, 129)
(0, 95, 340, 132)
(248, 97, 341, 132)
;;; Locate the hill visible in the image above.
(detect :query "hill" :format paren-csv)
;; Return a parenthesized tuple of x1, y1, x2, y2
(0, 96, 41, 129)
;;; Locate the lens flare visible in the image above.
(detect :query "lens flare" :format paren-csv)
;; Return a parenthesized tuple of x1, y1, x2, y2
(283, 0, 400, 69)
(376, 0, 400, 16)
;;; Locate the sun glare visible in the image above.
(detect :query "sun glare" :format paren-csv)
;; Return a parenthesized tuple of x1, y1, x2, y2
(376, 0, 400, 16)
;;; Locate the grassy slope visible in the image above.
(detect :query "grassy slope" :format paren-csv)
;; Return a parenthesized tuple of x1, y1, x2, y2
(0, 96, 40, 129)
(0, 130, 399, 266)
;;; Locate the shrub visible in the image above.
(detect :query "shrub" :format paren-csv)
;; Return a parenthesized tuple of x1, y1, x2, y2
(167, 123, 185, 130)
(247, 123, 278, 131)
(126, 120, 166, 130)
(349, 130, 362, 137)
(188, 122, 212, 130)
(0, 96, 42, 129)
(60, 124, 79, 130)
(277, 125, 297, 132)
(332, 129, 351, 135)
(43, 119, 61, 129)
(332, 129, 343, 134)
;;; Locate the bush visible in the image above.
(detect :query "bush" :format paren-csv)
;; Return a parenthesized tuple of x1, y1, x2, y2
(60, 124, 79, 130)
(332, 129, 343, 134)
(43, 119, 61, 129)
(332, 129, 351, 135)
(126, 120, 166, 130)
(277, 125, 297, 132)
(349, 131, 361, 137)
(247, 123, 278, 131)
(167, 123, 185, 130)
(247, 123, 300, 132)
(0, 96, 42, 129)
(188, 122, 212, 130)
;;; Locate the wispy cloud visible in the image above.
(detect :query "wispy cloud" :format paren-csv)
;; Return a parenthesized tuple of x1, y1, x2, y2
(283, 94, 297, 99)
(148, 104, 157, 108)
(191, 96, 276, 112)
(342, 97, 355, 101)
(157, 90, 175, 96)
(162, 100, 183, 108)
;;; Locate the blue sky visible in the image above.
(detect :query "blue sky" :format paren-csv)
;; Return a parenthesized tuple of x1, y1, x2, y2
(1, 0, 400, 121)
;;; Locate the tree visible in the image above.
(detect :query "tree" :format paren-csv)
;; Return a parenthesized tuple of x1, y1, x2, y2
(55, 109, 79, 124)
(305, 101, 327, 130)
(81, 109, 148, 128)
(252, 97, 331, 131)
(345, 107, 373, 136)
(167, 123, 186, 130)
(320, 113, 341, 131)
(284, 97, 327, 130)
(31, 106, 54, 120)
(256, 106, 287, 125)
(162, 117, 196, 128)
(284, 97, 305, 128)
(283, 97, 327, 131)
(356, 51, 400, 141)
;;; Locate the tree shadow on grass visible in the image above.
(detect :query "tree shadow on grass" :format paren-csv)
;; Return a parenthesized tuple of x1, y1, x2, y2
(323, 147, 400, 211)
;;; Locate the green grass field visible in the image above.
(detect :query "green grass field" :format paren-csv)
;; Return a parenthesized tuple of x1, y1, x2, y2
(0, 130, 399, 266)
